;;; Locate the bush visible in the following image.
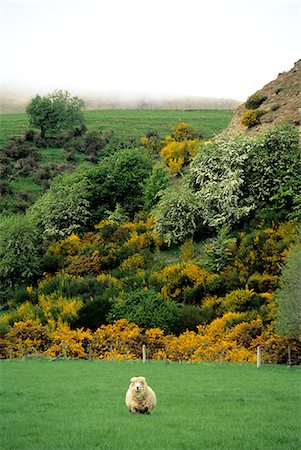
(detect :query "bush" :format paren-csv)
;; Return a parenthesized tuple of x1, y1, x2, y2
(153, 187, 201, 246)
(107, 289, 180, 334)
(245, 94, 267, 109)
(241, 110, 261, 128)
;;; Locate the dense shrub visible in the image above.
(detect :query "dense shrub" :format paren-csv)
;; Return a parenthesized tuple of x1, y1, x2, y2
(153, 187, 201, 246)
(107, 289, 180, 334)
(241, 110, 261, 128)
(189, 134, 254, 229)
(245, 94, 267, 109)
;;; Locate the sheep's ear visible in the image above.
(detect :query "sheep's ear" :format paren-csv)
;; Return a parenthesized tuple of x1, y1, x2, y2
(130, 377, 136, 382)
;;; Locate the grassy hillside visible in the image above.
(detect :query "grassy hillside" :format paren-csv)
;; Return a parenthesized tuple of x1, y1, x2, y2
(0, 109, 233, 145)
(0, 109, 232, 215)
(1, 360, 300, 450)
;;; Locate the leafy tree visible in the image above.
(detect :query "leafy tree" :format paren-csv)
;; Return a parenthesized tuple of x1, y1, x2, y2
(28, 171, 91, 242)
(142, 164, 170, 211)
(107, 289, 180, 333)
(153, 186, 201, 246)
(0, 215, 41, 299)
(275, 244, 301, 337)
(200, 227, 237, 273)
(26, 90, 84, 138)
(87, 148, 153, 223)
(244, 124, 301, 213)
(189, 134, 254, 229)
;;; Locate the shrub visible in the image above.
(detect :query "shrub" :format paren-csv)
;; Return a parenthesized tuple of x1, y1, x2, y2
(171, 122, 201, 142)
(241, 110, 261, 128)
(245, 94, 267, 109)
(271, 103, 280, 111)
(189, 135, 254, 229)
(153, 187, 201, 246)
(107, 289, 180, 334)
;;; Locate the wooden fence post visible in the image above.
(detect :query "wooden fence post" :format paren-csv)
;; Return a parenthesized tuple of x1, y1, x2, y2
(288, 345, 291, 367)
(19, 340, 23, 358)
(62, 341, 67, 359)
(142, 344, 146, 363)
(110, 344, 113, 360)
(189, 348, 193, 364)
(257, 346, 261, 368)
(126, 344, 129, 363)
(88, 343, 93, 361)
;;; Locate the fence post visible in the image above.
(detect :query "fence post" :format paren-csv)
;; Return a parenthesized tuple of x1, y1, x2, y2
(62, 341, 67, 359)
(88, 343, 93, 361)
(9, 345, 13, 359)
(189, 348, 193, 364)
(19, 340, 23, 358)
(142, 344, 146, 363)
(288, 345, 292, 367)
(110, 344, 113, 360)
(257, 346, 261, 368)
(126, 344, 129, 363)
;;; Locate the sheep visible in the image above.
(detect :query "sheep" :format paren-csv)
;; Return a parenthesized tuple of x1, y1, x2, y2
(125, 376, 157, 414)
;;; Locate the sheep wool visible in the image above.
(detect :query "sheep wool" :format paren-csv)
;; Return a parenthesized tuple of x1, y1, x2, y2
(125, 376, 157, 414)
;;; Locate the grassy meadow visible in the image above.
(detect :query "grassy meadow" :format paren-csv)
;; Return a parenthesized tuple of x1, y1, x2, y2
(1, 360, 300, 450)
(0, 109, 233, 145)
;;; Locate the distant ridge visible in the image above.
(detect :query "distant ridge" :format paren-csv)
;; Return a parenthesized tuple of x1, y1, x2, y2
(0, 87, 241, 114)
(83, 96, 241, 111)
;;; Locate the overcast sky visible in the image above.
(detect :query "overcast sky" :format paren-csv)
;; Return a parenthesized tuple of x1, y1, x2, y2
(1, 0, 300, 101)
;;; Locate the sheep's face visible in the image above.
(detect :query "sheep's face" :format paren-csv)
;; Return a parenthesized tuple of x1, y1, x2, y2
(130, 376, 147, 394)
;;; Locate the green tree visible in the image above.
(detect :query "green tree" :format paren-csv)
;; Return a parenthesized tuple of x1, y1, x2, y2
(87, 148, 153, 223)
(107, 289, 180, 333)
(26, 90, 84, 138)
(244, 124, 301, 213)
(153, 186, 200, 246)
(189, 134, 254, 229)
(28, 171, 91, 242)
(142, 164, 170, 211)
(275, 244, 301, 337)
(0, 215, 41, 300)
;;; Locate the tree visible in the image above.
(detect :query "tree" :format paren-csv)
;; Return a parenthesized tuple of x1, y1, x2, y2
(26, 90, 84, 138)
(87, 148, 153, 223)
(189, 134, 254, 229)
(142, 164, 170, 211)
(0, 215, 41, 300)
(244, 124, 301, 213)
(275, 244, 301, 337)
(107, 289, 180, 333)
(28, 171, 91, 242)
(153, 186, 201, 246)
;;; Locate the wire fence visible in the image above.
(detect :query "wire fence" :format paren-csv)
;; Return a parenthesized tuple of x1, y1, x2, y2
(1, 338, 300, 366)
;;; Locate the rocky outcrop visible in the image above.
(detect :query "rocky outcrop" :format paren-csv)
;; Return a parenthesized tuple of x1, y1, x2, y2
(227, 60, 301, 136)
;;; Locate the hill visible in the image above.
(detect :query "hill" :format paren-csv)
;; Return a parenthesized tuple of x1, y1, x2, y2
(0, 86, 240, 114)
(227, 59, 301, 136)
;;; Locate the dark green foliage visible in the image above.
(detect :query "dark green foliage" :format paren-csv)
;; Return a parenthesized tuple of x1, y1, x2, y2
(176, 304, 204, 333)
(275, 244, 301, 337)
(200, 227, 236, 273)
(65, 129, 113, 160)
(107, 289, 180, 333)
(245, 94, 268, 109)
(87, 148, 153, 223)
(0, 215, 41, 300)
(244, 124, 301, 212)
(142, 164, 170, 211)
(26, 90, 84, 138)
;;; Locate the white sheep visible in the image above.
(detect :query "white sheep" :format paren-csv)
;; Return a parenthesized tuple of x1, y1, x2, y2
(125, 376, 157, 414)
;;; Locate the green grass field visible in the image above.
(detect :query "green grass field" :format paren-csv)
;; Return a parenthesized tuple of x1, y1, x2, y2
(0, 109, 233, 145)
(1, 360, 300, 449)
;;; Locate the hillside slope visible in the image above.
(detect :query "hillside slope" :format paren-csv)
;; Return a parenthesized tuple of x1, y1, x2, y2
(227, 59, 301, 136)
